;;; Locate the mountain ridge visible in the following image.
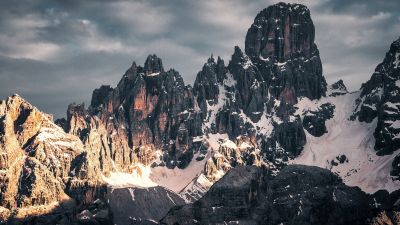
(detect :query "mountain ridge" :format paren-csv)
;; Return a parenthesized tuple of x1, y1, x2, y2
(0, 2, 399, 225)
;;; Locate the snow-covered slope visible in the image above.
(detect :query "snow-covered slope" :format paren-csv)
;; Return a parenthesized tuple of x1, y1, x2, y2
(292, 92, 400, 193)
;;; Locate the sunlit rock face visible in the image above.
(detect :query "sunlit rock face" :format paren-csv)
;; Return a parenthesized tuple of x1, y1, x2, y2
(0, 95, 102, 221)
(63, 54, 204, 171)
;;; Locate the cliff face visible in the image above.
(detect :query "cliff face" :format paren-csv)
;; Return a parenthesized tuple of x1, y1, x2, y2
(245, 3, 326, 100)
(0, 95, 103, 222)
(192, 3, 325, 176)
(1, 2, 400, 224)
(354, 37, 400, 156)
(64, 54, 203, 172)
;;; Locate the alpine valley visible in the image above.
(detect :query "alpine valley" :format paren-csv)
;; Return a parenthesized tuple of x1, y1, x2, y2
(1, 2, 400, 225)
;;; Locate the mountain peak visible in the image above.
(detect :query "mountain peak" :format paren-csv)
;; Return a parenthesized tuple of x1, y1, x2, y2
(144, 54, 164, 75)
(353, 37, 400, 155)
(229, 46, 253, 70)
(2, 93, 34, 113)
(245, 2, 315, 62)
(244, 4, 325, 100)
(207, 54, 215, 64)
(328, 79, 348, 97)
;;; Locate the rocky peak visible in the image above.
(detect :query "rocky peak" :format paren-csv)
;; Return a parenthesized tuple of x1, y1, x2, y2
(245, 3, 314, 62)
(245, 2, 326, 100)
(144, 54, 164, 75)
(228, 46, 255, 71)
(328, 79, 348, 97)
(353, 37, 400, 155)
(359, 36, 400, 100)
(193, 55, 227, 114)
(65, 55, 204, 169)
(90, 85, 113, 108)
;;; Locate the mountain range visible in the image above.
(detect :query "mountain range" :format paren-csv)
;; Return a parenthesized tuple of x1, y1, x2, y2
(0, 2, 399, 225)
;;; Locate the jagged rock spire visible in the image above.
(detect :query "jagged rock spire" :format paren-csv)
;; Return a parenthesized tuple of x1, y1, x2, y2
(245, 2, 326, 100)
(144, 54, 164, 75)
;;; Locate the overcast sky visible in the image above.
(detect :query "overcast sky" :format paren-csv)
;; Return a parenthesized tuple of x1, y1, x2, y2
(0, 0, 399, 118)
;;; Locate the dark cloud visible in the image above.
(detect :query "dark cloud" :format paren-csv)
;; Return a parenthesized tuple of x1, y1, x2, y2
(0, 0, 398, 118)
(318, 0, 400, 16)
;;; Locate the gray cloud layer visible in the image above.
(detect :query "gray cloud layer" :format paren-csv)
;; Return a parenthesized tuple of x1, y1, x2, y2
(0, 0, 399, 118)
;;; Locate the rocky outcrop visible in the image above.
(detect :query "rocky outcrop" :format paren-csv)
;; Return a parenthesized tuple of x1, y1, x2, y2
(328, 79, 348, 97)
(76, 199, 111, 225)
(161, 165, 397, 225)
(302, 103, 335, 137)
(204, 137, 264, 182)
(107, 186, 184, 225)
(392, 154, 400, 180)
(161, 166, 263, 225)
(0, 95, 101, 222)
(370, 211, 400, 225)
(353, 37, 400, 155)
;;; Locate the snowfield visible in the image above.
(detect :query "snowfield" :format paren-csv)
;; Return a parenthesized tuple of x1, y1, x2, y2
(150, 151, 210, 193)
(292, 92, 400, 193)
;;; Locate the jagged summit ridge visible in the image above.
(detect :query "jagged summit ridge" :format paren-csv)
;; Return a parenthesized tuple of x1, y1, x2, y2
(1, 3, 400, 224)
(65, 54, 203, 171)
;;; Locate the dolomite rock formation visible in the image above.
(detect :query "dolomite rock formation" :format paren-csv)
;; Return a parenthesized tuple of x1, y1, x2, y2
(63, 54, 204, 172)
(51, 4, 327, 195)
(192, 2, 326, 172)
(302, 102, 335, 137)
(245, 3, 327, 100)
(354, 37, 400, 156)
(0, 95, 102, 222)
(1, 2, 400, 225)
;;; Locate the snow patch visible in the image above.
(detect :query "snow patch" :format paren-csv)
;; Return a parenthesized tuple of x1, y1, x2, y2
(151, 152, 210, 193)
(102, 164, 157, 188)
(393, 52, 400, 69)
(396, 79, 400, 87)
(147, 72, 160, 76)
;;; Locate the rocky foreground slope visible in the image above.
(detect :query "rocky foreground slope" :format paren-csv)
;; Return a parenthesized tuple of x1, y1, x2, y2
(161, 165, 400, 225)
(0, 2, 399, 225)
